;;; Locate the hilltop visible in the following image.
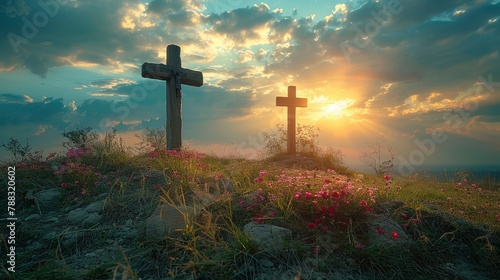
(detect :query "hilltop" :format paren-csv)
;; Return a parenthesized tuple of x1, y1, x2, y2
(0, 143, 499, 279)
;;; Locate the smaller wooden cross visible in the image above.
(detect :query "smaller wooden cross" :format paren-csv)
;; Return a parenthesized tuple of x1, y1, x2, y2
(141, 44, 203, 150)
(276, 86, 308, 154)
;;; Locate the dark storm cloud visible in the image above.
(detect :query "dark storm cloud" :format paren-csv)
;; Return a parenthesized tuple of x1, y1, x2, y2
(0, 96, 68, 126)
(0, 0, 163, 77)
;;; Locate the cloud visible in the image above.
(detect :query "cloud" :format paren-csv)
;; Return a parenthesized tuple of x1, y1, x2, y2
(0, 93, 33, 103)
(237, 49, 254, 63)
(0, 0, 168, 77)
(0, 96, 68, 127)
(204, 3, 275, 46)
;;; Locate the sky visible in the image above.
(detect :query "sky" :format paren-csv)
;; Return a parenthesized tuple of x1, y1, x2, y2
(1, 0, 499, 174)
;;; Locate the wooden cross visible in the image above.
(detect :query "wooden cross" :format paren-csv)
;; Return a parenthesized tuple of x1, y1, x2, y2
(141, 44, 203, 150)
(276, 86, 308, 154)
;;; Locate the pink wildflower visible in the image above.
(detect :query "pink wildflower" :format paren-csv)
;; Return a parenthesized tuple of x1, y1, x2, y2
(253, 177, 264, 184)
(376, 226, 384, 235)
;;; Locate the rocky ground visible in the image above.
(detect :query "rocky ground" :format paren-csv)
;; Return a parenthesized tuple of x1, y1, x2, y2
(2, 167, 499, 280)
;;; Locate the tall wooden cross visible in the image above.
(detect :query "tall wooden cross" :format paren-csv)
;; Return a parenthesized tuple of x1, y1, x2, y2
(141, 44, 203, 150)
(276, 86, 308, 154)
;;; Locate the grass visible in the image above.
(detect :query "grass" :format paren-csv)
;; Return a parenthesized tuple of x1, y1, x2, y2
(0, 136, 499, 279)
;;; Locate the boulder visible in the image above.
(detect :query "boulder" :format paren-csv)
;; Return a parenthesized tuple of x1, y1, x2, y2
(84, 200, 104, 213)
(82, 212, 102, 227)
(34, 188, 62, 212)
(67, 207, 89, 224)
(146, 204, 196, 238)
(364, 212, 411, 248)
(243, 223, 292, 252)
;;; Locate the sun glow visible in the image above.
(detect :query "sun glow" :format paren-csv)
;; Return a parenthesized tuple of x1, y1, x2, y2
(321, 98, 355, 118)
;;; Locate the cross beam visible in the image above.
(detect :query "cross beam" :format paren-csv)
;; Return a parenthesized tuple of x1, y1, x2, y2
(141, 44, 203, 150)
(276, 86, 308, 154)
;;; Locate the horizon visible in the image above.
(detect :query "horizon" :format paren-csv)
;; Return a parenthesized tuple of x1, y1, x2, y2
(1, 0, 500, 174)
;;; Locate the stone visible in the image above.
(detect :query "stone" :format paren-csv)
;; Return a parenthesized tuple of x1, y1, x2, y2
(82, 213, 101, 226)
(146, 204, 196, 238)
(221, 178, 236, 193)
(243, 223, 292, 252)
(364, 212, 411, 247)
(67, 207, 88, 224)
(85, 200, 104, 213)
(374, 200, 404, 214)
(259, 258, 274, 268)
(46, 217, 59, 223)
(42, 231, 57, 241)
(34, 188, 62, 212)
(25, 214, 41, 221)
(143, 169, 164, 178)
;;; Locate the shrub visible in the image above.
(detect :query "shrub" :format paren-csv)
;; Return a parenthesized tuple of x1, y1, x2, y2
(1, 137, 32, 161)
(62, 126, 99, 149)
(359, 135, 395, 175)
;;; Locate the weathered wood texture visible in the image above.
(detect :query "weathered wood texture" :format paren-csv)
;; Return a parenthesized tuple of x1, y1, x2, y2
(276, 86, 308, 154)
(141, 44, 203, 150)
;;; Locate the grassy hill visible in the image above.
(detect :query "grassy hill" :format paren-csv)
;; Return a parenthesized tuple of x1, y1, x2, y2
(0, 135, 499, 279)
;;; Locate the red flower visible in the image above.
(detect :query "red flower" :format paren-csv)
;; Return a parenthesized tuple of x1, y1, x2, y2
(391, 232, 399, 239)
(304, 192, 313, 200)
(359, 200, 368, 207)
(252, 214, 264, 224)
(375, 226, 384, 235)
(324, 179, 332, 184)
(331, 191, 339, 198)
(307, 222, 318, 230)
(153, 184, 160, 190)
(401, 213, 408, 219)
(321, 191, 330, 199)
(384, 174, 391, 181)
(326, 205, 335, 217)
(355, 244, 365, 250)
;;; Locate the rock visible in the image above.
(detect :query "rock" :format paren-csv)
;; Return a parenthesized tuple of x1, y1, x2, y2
(82, 212, 101, 226)
(221, 178, 236, 193)
(67, 207, 88, 224)
(85, 200, 104, 213)
(364, 212, 411, 247)
(46, 217, 59, 223)
(42, 231, 57, 241)
(62, 231, 84, 247)
(34, 188, 62, 212)
(25, 214, 41, 221)
(25, 189, 35, 200)
(243, 223, 292, 252)
(143, 169, 164, 178)
(259, 258, 274, 268)
(374, 201, 404, 214)
(94, 192, 108, 201)
(146, 204, 196, 238)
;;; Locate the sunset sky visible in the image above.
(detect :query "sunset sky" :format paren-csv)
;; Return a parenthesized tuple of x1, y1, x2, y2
(1, 0, 499, 173)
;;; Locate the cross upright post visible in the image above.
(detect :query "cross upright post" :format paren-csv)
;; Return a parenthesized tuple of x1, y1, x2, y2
(141, 44, 203, 150)
(276, 86, 308, 154)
